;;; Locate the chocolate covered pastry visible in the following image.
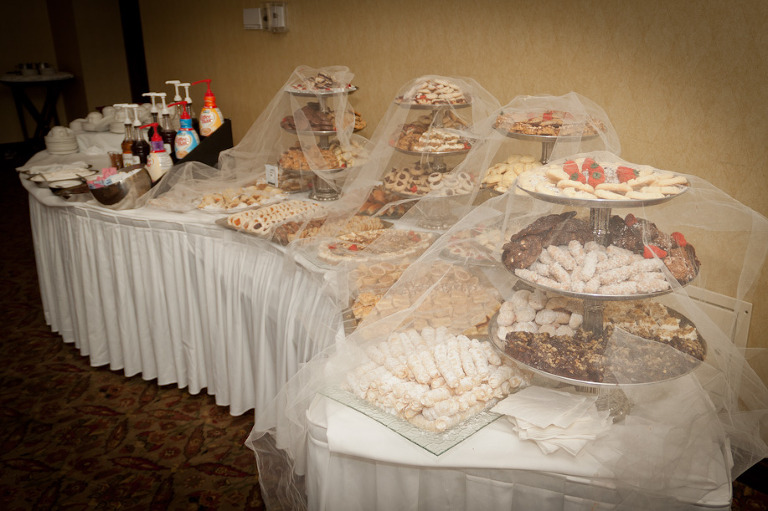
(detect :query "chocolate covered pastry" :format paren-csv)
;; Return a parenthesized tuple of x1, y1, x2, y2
(502, 213, 700, 290)
(495, 291, 705, 384)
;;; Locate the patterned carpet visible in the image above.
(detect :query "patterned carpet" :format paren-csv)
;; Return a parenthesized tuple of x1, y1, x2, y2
(1, 143, 767, 510)
(0, 145, 265, 510)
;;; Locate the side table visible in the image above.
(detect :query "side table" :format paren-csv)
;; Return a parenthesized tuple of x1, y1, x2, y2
(1, 72, 74, 144)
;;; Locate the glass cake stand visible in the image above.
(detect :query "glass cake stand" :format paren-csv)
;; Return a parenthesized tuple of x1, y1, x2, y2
(511, 183, 696, 335)
(494, 128, 599, 165)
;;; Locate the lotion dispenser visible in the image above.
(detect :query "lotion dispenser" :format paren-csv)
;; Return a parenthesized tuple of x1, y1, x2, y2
(141, 122, 173, 183)
(191, 79, 224, 136)
(165, 80, 183, 129)
(169, 101, 200, 160)
(158, 93, 177, 161)
(116, 103, 137, 166)
(129, 104, 150, 165)
(180, 82, 198, 131)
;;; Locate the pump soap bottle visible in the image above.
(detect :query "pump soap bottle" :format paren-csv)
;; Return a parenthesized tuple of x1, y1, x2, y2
(191, 79, 224, 137)
(141, 122, 174, 183)
(165, 80, 183, 130)
(130, 105, 150, 165)
(142, 92, 160, 131)
(116, 103, 137, 166)
(180, 82, 199, 132)
(169, 101, 200, 160)
(158, 93, 177, 161)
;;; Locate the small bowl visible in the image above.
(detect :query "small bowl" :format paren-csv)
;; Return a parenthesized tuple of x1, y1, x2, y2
(87, 165, 152, 210)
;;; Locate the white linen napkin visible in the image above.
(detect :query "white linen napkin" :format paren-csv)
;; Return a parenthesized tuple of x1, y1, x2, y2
(492, 386, 612, 456)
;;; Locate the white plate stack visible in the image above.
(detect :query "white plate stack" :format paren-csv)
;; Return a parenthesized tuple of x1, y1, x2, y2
(45, 126, 79, 155)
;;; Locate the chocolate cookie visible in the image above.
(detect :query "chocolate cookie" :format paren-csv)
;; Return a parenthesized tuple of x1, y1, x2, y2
(502, 235, 543, 270)
(509, 212, 576, 242)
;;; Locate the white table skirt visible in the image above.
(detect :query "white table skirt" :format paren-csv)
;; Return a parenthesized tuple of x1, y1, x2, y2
(24, 177, 343, 417)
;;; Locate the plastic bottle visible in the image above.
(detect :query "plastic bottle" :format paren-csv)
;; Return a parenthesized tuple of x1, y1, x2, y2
(168, 101, 200, 160)
(180, 82, 199, 132)
(116, 103, 138, 166)
(191, 79, 224, 137)
(129, 105, 150, 165)
(165, 80, 183, 130)
(158, 93, 177, 161)
(142, 92, 161, 139)
(141, 122, 174, 183)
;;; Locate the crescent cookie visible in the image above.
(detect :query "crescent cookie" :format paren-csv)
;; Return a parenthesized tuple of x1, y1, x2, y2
(562, 187, 597, 199)
(557, 180, 595, 193)
(546, 167, 570, 182)
(625, 190, 665, 200)
(627, 175, 657, 188)
(656, 176, 688, 186)
(596, 182, 632, 193)
(595, 189, 627, 200)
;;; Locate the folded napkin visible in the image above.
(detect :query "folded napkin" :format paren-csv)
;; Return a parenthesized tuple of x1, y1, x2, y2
(492, 386, 612, 456)
(24, 161, 89, 175)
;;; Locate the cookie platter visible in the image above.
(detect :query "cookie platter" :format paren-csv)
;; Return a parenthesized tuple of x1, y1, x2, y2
(514, 156, 690, 208)
(284, 85, 358, 97)
(393, 97, 472, 110)
(488, 302, 707, 388)
(517, 184, 688, 209)
(391, 144, 472, 157)
(493, 111, 603, 165)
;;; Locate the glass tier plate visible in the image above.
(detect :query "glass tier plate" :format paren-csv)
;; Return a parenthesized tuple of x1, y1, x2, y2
(510, 268, 697, 301)
(391, 188, 473, 200)
(320, 385, 502, 456)
(391, 143, 472, 157)
(281, 126, 340, 137)
(488, 310, 706, 388)
(294, 227, 432, 269)
(393, 97, 473, 110)
(440, 244, 500, 267)
(197, 195, 287, 215)
(515, 181, 690, 209)
(284, 85, 358, 96)
(278, 164, 346, 175)
(494, 127, 600, 143)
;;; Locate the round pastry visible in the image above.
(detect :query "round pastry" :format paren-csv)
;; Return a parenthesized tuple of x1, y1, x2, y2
(409, 164, 427, 176)
(427, 173, 443, 185)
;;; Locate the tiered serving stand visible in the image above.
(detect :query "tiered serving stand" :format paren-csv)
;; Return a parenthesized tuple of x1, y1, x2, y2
(490, 159, 700, 404)
(280, 85, 358, 201)
(389, 98, 473, 229)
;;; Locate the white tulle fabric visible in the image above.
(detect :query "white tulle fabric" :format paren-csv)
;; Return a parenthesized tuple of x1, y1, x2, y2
(246, 146, 768, 510)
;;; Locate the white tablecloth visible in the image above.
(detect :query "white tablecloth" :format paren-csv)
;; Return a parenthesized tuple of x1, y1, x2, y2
(22, 173, 344, 416)
(305, 389, 732, 511)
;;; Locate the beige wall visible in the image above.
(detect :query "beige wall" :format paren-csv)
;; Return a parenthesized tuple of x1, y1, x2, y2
(72, 0, 131, 111)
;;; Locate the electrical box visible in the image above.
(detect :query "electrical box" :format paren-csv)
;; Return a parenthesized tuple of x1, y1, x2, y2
(243, 8, 264, 30)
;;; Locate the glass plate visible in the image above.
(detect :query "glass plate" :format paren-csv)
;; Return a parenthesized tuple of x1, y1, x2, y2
(320, 385, 502, 456)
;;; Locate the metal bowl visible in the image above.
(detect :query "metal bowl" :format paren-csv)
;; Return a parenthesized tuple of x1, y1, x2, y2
(87, 165, 152, 210)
